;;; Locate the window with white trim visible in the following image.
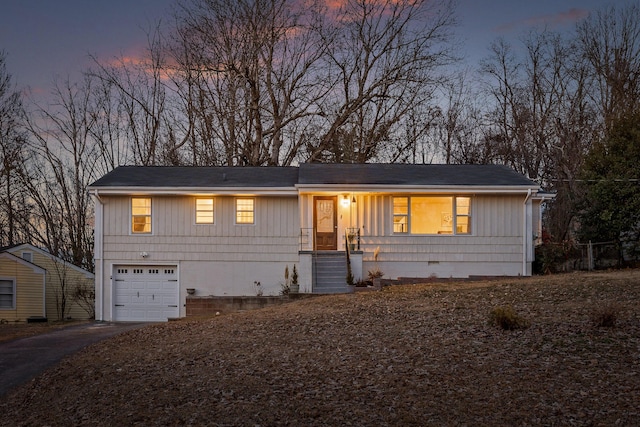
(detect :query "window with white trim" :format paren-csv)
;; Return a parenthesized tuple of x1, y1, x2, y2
(131, 197, 152, 233)
(0, 279, 15, 309)
(235, 198, 255, 224)
(21, 252, 33, 263)
(393, 196, 471, 235)
(195, 198, 215, 224)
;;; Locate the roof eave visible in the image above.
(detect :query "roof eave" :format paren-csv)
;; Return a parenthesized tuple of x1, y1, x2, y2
(295, 184, 541, 194)
(88, 186, 299, 196)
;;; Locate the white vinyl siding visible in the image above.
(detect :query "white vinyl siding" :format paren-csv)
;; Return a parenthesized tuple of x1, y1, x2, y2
(102, 195, 299, 261)
(352, 194, 524, 272)
(99, 195, 300, 319)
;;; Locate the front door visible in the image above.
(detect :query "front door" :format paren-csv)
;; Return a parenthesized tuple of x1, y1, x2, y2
(314, 196, 337, 250)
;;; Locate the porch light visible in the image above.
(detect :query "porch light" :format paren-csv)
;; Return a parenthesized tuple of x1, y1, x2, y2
(341, 195, 351, 207)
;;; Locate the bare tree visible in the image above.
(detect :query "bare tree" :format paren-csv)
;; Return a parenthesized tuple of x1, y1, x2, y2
(576, 3, 640, 131)
(23, 77, 100, 271)
(0, 52, 30, 247)
(91, 25, 170, 166)
(170, 0, 330, 166)
(479, 29, 599, 242)
(307, 0, 457, 163)
(86, 76, 132, 175)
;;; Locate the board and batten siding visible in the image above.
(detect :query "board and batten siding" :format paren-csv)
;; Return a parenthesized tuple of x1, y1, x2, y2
(99, 195, 301, 306)
(102, 195, 299, 261)
(0, 259, 45, 321)
(355, 194, 527, 278)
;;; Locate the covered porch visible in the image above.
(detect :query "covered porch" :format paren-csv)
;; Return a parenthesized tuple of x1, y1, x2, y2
(297, 192, 365, 294)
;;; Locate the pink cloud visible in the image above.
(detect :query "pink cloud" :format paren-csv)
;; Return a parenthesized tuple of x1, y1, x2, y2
(494, 8, 589, 33)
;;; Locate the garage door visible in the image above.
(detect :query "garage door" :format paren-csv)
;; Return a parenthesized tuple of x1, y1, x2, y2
(113, 265, 179, 322)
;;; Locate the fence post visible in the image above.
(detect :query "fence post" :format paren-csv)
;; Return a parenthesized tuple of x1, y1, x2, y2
(588, 240, 594, 271)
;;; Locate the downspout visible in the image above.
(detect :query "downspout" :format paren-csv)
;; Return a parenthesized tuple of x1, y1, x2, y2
(92, 190, 104, 321)
(522, 189, 532, 276)
(42, 271, 46, 318)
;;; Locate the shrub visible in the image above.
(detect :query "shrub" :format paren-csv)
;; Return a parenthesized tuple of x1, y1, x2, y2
(488, 306, 529, 330)
(73, 283, 95, 319)
(367, 268, 384, 280)
(591, 302, 620, 328)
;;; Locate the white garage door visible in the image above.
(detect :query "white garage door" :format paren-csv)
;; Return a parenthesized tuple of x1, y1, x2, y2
(113, 265, 179, 322)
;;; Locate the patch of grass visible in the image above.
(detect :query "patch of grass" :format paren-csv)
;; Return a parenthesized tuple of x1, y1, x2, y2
(488, 305, 529, 330)
(591, 302, 620, 328)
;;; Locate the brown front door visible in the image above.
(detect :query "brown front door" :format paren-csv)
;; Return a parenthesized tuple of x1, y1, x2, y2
(314, 196, 337, 250)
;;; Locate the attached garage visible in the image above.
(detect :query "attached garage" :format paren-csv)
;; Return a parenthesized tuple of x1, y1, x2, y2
(113, 265, 179, 322)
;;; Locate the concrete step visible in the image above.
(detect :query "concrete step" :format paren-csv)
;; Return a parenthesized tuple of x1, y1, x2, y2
(312, 252, 353, 294)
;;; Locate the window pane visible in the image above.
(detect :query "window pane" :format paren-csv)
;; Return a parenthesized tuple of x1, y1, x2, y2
(196, 198, 214, 224)
(132, 198, 151, 215)
(456, 216, 469, 234)
(0, 295, 13, 308)
(132, 216, 151, 233)
(411, 197, 453, 234)
(236, 198, 254, 224)
(197, 212, 214, 223)
(0, 280, 13, 293)
(456, 197, 470, 215)
(393, 197, 408, 214)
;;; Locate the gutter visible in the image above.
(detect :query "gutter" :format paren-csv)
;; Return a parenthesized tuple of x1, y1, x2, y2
(296, 184, 539, 194)
(42, 271, 46, 318)
(86, 186, 298, 196)
(523, 189, 532, 276)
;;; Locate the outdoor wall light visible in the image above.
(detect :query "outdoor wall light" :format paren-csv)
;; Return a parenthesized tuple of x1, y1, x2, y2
(341, 195, 351, 207)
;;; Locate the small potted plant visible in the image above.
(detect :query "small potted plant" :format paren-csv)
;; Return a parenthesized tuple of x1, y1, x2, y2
(289, 264, 299, 293)
(347, 231, 356, 251)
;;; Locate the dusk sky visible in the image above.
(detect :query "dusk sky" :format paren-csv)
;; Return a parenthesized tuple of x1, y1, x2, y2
(0, 0, 625, 100)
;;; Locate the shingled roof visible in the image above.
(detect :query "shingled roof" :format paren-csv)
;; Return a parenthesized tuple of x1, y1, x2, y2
(88, 164, 539, 190)
(298, 163, 537, 186)
(89, 166, 300, 188)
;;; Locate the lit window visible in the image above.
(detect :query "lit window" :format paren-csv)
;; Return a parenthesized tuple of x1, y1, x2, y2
(195, 198, 215, 224)
(393, 197, 408, 233)
(456, 197, 471, 234)
(393, 196, 471, 235)
(0, 279, 15, 309)
(131, 197, 152, 233)
(236, 198, 254, 224)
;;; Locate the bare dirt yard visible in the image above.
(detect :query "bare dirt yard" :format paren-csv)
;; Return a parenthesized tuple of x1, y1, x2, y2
(1, 270, 639, 426)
